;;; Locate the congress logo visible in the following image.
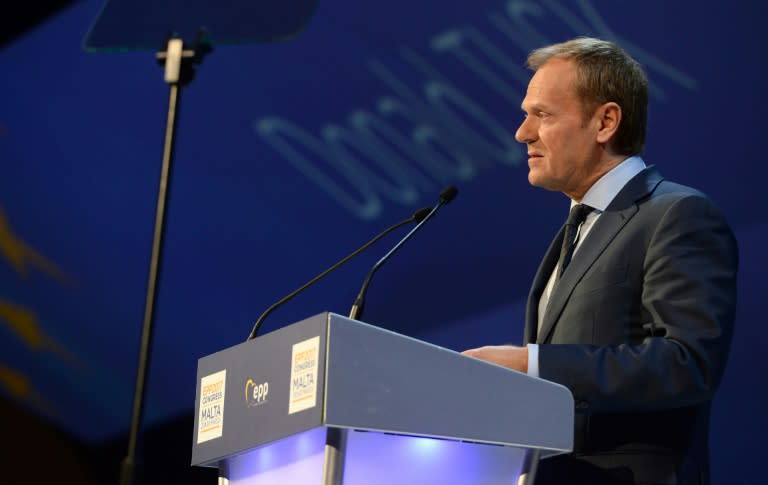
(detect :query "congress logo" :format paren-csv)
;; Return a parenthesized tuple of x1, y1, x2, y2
(244, 378, 269, 407)
(197, 369, 226, 444)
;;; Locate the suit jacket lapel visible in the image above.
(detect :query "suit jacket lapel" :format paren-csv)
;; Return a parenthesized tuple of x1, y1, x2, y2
(531, 166, 665, 344)
(524, 228, 564, 343)
(536, 208, 635, 343)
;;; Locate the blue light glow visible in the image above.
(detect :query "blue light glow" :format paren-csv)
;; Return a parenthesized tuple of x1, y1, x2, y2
(344, 430, 525, 484)
(227, 427, 326, 484)
(407, 435, 445, 457)
(224, 427, 526, 484)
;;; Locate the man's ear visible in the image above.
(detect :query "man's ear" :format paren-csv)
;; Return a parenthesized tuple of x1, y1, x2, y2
(595, 101, 622, 146)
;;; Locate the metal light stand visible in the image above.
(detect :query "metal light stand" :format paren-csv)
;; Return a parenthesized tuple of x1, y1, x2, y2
(119, 32, 211, 485)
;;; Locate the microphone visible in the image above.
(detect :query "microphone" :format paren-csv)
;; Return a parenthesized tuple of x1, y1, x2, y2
(348, 185, 458, 321)
(246, 206, 432, 341)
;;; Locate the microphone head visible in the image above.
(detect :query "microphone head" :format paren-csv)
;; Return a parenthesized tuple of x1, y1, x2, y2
(439, 185, 459, 204)
(412, 206, 432, 223)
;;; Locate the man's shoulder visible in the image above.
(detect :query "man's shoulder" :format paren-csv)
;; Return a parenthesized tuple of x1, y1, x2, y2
(652, 179, 707, 199)
(645, 179, 723, 214)
(640, 179, 733, 236)
(607, 167, 730, 227)
(613, 167, 712, 211)
(634, 166, 707, 201)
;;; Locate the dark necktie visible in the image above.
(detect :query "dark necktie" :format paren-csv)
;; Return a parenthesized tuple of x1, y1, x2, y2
(558, 204, 594, 278)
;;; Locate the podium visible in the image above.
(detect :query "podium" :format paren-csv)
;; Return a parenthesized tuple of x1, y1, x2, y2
(191, 313, 574, 484)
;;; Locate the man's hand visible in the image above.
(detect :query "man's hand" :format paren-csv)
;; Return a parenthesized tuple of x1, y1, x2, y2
(461, 345, 529, 373)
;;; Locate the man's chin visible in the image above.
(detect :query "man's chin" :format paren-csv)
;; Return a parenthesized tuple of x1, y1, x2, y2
(528, 172, 546, 188)
(527, 173, 559, 192)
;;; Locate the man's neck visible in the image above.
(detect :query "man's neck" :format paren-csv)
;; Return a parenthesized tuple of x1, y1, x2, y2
(574, 155, 647, 211)
(568, 152, 628, 201)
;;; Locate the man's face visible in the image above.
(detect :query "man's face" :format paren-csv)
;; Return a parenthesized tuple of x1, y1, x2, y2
(515, 58, 602, 200)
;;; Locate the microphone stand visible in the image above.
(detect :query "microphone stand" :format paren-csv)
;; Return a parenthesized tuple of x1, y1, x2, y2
(119, 32, 211, 485)
(347, 207, 436, 321)
(348, 186, 457, 321)
(246, 207, 430, 341)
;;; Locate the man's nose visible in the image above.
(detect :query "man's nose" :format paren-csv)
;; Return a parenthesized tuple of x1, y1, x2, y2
(515, 116, 535, 144)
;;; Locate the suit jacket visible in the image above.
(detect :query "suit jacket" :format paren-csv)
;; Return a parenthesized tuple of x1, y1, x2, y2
(524, 167, 738, 485)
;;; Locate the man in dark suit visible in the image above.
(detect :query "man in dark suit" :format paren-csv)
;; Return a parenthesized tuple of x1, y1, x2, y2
(463, 38, 738, 484)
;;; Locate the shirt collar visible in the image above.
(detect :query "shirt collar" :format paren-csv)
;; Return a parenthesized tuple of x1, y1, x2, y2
(571, 155, 647, 212)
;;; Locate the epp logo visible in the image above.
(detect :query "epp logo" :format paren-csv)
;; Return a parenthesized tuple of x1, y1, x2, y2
(245, 378, 269, 407)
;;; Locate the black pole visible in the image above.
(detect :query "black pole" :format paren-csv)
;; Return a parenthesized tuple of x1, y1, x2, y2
(119, 34, 209, 485)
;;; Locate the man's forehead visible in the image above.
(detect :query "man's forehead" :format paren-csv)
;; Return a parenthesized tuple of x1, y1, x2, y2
(533, 59, 577, 89)
(521, 59, 578, 107)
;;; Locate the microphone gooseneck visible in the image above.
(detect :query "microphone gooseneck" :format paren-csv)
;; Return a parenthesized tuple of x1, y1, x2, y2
(246, 206, 431, 341)
(348, 185, 459, 321)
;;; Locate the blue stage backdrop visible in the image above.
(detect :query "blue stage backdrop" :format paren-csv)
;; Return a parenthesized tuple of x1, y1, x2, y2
(0, 1, 765, 482)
